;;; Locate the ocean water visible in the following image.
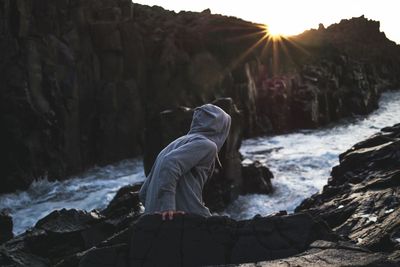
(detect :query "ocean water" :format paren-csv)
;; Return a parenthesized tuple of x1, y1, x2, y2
(0, 159, 145, 234)
(221, 90, 400, 219)
(0, 91, 399, 235)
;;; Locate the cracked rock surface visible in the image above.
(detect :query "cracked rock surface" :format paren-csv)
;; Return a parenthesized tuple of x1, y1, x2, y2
(79, 212, 334, 267)
(226, 240, 398, 267)
(296, 123, 400, 253)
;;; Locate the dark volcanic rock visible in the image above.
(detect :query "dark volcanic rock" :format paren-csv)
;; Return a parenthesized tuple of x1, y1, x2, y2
(1, 210, 335, 266)
(227, 240, 399, 266)
(241, 160, 274, 194)
(101, 183, 144, 231)
(0, 210, 13, 244)
(78, 213, 334, 267)
(0, 209, 112, 265)
(0, 186, 143, 266)
(296, 123, 400, 253)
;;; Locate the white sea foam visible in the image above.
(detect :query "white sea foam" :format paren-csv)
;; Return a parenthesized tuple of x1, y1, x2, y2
(221, 90, 400, 220)
(0, 159, 145, 235)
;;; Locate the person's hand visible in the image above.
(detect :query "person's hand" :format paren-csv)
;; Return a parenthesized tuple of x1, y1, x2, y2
(156, 210, 185, 221)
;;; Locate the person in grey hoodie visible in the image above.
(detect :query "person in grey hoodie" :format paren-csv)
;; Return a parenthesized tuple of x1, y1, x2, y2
(139, 104, 231, 220)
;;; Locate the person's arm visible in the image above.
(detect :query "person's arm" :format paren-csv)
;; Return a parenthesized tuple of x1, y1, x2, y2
(138, 174, 150, 205)
(157, 138, 217, 212)
(138, 161, 158, 206)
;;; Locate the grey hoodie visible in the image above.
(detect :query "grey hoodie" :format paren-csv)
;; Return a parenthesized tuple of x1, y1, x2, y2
(139, 104, 231, 216)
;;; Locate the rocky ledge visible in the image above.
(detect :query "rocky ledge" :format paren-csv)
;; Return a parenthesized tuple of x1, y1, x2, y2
(296, 123, 400, 256)
(1, 124, 400, 266)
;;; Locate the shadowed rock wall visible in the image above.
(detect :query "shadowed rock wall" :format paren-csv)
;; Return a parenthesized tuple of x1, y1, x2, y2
(1, 0, 400, 193)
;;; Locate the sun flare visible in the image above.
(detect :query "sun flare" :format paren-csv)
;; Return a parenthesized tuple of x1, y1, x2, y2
(263, 22, 304, 40)
(261, 24, 285, 41)
(266, 24, 285, 38)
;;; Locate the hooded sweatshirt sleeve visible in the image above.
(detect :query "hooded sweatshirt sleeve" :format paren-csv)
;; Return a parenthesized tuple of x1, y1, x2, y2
(138, 163, 157, 205)
(138, 174, 149, 205)
(157, 138, 217, 211)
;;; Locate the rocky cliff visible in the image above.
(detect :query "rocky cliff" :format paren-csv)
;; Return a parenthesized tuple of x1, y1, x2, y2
(1, 0, 400, 193)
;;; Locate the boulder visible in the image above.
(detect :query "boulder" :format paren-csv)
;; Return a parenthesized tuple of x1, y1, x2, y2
(78, 212, 334, 267)
(0, 210, 13, 244)
(0, 186, 144, 266)
(101, 183, 144, 231)
(241, 160, 274, 194)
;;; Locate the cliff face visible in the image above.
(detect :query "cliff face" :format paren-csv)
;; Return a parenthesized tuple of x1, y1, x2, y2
(0, 0, 264, 193)
(255, 16, 400, 131)
(1, 0, 400, 193)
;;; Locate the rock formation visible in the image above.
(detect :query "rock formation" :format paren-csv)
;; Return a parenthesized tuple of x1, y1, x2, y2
(0, 210, 13, 244)
(86, 213, 334, 267)
(1, 0, 400, 193)
(0, 184, 143, 266)
(1, 124, 400, 266)
(228, 240, 399, 266)
(241, 160, 274, 195)
(0, 209, 335, 266)
(296, 123, 400, 256)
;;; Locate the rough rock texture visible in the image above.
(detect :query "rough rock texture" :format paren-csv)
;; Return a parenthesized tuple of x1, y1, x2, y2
(79, 213, 334, 267)
(296, 123, 400, 254)
(0, 210, 13, 244)
(228, 240, 399, 267)
(1, 0, 400, 193)
(0, 184, 143, 266)
(241, 160, 274, 195)
(0, 193, 335, 267)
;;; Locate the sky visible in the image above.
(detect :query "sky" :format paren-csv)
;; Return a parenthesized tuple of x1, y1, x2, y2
(133, 0, 400, 44)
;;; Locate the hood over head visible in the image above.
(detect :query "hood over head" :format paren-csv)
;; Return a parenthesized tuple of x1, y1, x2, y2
(188, 104, 231, 151)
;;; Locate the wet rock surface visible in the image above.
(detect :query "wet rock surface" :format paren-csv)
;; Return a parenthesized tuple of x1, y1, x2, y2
(241, 160, 274, 195)
(228, 240, 399, 267)
(0, 185, 143, 266)
(296, 123, 400, 254)
(1, 0, 400, 193)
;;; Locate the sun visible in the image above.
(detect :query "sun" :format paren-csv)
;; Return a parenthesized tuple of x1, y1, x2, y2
(263, 23, 295, 40)
(268, 25, 284, 37)
(261, 24, 285, 41)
